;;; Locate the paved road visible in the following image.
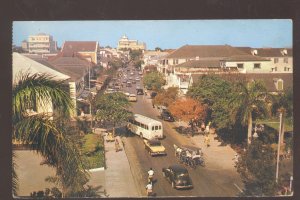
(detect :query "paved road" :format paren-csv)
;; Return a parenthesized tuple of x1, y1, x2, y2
(117, 67, 243, 197)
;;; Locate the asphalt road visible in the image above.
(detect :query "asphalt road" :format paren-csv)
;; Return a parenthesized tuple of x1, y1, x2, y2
(115, 67, 242, 197)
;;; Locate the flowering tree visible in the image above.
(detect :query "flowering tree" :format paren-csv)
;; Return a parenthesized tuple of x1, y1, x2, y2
(168, 97, 207, 122)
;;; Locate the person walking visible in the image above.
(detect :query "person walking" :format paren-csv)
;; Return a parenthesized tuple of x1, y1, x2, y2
(204, 134, 210, 147)
(115, 138, 121, 152)
(145, 181, 153, 196)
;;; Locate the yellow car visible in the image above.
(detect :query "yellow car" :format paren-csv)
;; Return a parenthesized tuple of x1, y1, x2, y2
(144, 139, 167, 156)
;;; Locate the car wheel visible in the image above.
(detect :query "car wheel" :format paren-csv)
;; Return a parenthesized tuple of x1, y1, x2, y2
(162, 172, 166, 177)
(171, 182, 176, 189)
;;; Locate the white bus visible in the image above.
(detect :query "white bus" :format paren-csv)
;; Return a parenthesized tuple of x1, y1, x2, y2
(127, 114, 163, 140)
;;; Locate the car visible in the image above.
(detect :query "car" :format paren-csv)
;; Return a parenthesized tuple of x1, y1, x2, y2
(143, 139, 166, 156)
(135, 77, 140, 81)
(132, 80, 136, 84)
(126, 82, 132, 87)
(160, 110, 174, 122)
(162, 165, 193, 189)
(136, 88, 144, 95)
(128, 94, 137, 102)
(150, 91, 157, 99)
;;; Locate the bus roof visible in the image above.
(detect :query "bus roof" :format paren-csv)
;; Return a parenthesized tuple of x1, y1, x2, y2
(133, 114, 162, 126)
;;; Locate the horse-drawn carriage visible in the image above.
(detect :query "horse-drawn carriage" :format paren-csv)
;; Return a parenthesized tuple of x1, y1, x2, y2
(173, 144, 205, 168)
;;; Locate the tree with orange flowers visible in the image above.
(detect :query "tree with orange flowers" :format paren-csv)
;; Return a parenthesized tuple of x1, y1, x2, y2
(168, 97, 207, 122)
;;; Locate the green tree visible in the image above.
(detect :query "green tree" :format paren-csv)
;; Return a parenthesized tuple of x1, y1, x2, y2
(229, 80, 269, 144)
(153, 87, 179, 107)
(187, 75, 234, 129)
(143, 71, 165, 91)
(236, 140, 277, 196)
(155, 47, 163, 51)
(12, 73, 88, 197)
(95, 92, 133, 131)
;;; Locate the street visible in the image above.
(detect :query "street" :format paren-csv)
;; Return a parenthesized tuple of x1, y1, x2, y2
(116, 66, 243, 197)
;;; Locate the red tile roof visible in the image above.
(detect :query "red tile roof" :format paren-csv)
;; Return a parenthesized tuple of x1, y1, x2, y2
(166, 45, 248, 59)
(61, 41, 99, 56)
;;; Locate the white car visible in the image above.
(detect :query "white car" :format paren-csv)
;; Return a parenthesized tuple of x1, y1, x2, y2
(128, 94, 137, 102)
(135, 77, 140, 81)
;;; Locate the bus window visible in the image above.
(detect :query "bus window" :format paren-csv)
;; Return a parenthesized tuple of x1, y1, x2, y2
(152, 126, 154, 131)
(155, 126, 158, 130)
(159, 125, 162, 130)
(145, 125, 148, 130)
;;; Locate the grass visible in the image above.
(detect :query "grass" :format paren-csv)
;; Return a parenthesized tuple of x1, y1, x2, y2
(81, 134, 105, 169)
(256, 117, 293, 132)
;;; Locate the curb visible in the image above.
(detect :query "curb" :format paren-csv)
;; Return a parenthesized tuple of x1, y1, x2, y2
(89, 167, 105, 172)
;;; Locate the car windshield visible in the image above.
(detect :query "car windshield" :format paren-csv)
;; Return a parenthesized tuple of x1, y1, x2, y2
(176, 173, 189, 178)
(150, 141, 162, 146)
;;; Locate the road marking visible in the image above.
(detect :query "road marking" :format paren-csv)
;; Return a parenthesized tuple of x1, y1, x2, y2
(234, 183, 243, 193)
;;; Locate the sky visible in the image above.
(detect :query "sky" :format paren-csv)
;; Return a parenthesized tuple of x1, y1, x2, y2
(13, 20, 292, 50)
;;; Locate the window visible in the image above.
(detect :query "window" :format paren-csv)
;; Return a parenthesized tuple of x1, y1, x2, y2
(254, 63, 261, 69)
(277, 80, 283, 91)
(284, 57, 288, 63)
(237, 63, 244, 69)
(152, 126, 154, 131)
(155, 126, 159, 130)
(274, 67, 277, 72)
(173, 59, 175, 65)
(274, 58, 279, 63)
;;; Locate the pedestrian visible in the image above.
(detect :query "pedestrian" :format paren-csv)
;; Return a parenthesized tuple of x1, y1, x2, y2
(233, 153, 239, 167)
(115, 139, 120, 152)
(145, 181, 153, 196)
(204, 134, 210, 147)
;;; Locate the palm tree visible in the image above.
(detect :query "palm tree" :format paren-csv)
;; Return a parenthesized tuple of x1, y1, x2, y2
(12, 72, 88, 197)
(270, 87, 293, 144)
(229, 80, 269, 144)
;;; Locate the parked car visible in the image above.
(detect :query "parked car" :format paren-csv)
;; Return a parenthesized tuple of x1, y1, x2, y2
(128, 94, 137, 102)
(160, 110, 174, 122)
(144, 139, 166, 156)
(136, 88, 144, 95)
(150, 91, 157, 99)
(162, 165, 193, 189)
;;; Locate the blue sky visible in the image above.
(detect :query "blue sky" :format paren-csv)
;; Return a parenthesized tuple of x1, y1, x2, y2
(13, 20, 292, 50)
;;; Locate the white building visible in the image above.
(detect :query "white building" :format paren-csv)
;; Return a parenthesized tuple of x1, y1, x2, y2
(28, 33, 57, 54)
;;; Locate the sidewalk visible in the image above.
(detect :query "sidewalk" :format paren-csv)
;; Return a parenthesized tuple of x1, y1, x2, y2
(94, 128, 139, 197)
(172, 121, 238, 170)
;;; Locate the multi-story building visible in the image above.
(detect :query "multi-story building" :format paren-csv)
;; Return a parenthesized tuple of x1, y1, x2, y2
(28, 33, 57, 54)
(117, 35, 146, 51)
(61, 41, 100, 65)
(142, 50, 169, 72)
(237, 47, 293, 73)
(159, 45, 273, 94)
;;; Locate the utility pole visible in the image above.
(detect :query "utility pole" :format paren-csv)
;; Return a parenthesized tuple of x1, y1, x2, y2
(276, 111, 283, 183)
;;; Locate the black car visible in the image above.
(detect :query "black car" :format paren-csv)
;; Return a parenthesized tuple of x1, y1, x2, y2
(136, 88, 144, 95)
(160, 110, 174, 122)
(162, 165, 193, 189)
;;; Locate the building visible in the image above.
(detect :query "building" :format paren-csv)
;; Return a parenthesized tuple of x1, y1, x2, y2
(28, 33, 57, 54)
(159, 45, 272, 94)
(61, 41, 100, 65)
(27, 52, 96, 117)
(21, 40, 28, 52)
(142, 50, 169, 72)
(237, 47, 293, 73)
(117, 35, 146, 51)
(13, 52, 70, 116)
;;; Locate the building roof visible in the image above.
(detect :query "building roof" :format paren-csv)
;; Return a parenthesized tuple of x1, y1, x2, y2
(175, 59, 221, 68)
(166, 45, 248, 59)
(13, 52, 70, 83)
(237, 47, 293, 57)
(61, 41, 99, 56)
(47, 56, 90, 82)
(191, 73, 293, 92)
(221, 54, 270, 61)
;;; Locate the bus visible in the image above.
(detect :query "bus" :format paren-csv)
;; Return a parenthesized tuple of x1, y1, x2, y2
(127, 114, 163, 140)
